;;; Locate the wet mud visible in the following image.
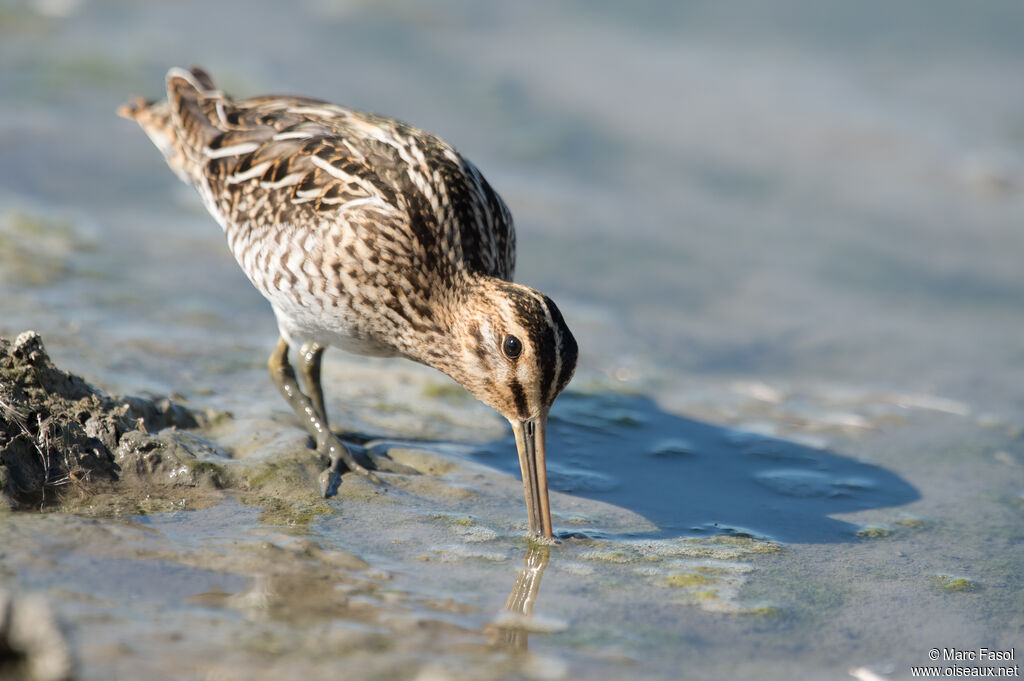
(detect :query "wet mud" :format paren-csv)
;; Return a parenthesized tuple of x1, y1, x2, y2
(0, 332, 800, 680)
(0, 331, 209, 511)
(0, 335, 1019, 681)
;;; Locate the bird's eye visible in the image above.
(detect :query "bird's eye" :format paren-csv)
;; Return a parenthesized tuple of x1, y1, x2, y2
(502, 334, 522, 360)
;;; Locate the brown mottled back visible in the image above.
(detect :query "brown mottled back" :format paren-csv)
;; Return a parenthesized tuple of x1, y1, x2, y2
(120, 66, 515, 293)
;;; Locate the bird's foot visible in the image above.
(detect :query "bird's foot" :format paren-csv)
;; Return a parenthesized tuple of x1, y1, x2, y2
(319, 468, 342, 498)
(318, 433, 382, 498)
(317, 433, 425, 498)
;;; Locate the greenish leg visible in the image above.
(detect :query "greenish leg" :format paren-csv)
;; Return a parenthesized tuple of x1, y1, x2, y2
(268, 337, 381, 496)
(299, 342, 327, 428)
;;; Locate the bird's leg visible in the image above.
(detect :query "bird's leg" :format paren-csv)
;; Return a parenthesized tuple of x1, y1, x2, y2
(268, 337, 381, 496)
(298, 342, 327, 427)
(294, 341, 417, 476)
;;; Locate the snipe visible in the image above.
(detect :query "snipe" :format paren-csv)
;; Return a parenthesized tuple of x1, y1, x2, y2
(120, 66, 577, 538)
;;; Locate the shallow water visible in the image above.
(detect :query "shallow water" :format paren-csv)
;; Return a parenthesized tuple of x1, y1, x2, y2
(2, 1, 1023, 679)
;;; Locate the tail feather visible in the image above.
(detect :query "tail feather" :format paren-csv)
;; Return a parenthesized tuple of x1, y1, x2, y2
(186, 65, 217, 92)
(166, 65, 225, 153)
(119, 65, 226, 185)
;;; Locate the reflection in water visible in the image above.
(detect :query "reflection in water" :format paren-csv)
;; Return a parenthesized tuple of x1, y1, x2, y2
(490, 542, 551, 651)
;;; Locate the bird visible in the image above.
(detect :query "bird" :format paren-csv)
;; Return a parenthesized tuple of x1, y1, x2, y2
(119, 66, 578, 539)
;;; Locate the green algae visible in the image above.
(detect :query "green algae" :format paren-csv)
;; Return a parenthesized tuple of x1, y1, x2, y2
(238, 454, 338, 530)
(569, 535, 783, 617)
(429, 512, 476, 527)
(245, 457, 313, 490)
(241, 493, 335, 530)
(660, 563, 778, 615)
(932, 574, 978, 592)
(702, 535, 782, 552)
(894, 514, 928, 529)
(741, 603, 782, 617)
(692, 565, 728, 576)
(426, 511, 503, 542)
(667, 536, 782, 560)
(855, 525, 894, 538)
(665, 572, 715, 588)
(581, 550, 633, 564)
(182, 459, 229, 489)
(236, 440, 382, 499)
(579, 536, 781, 571)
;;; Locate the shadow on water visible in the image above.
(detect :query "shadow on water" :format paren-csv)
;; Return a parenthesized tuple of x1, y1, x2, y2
(352, 390, 919, 651)
(470, 392, 920, 544)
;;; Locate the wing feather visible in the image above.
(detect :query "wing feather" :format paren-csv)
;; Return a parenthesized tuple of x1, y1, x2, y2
(122, 67, 516, 283)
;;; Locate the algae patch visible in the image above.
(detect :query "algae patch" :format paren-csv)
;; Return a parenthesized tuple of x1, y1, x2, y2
(932, 574, 979, 592)
(894, 514, 928, 529)
(665, 572, 715, 588)
(574, 534, 782, 615)
(240, 494, 335, 530)
(237, 452, 338, 530)
(855, 525, 894, 538)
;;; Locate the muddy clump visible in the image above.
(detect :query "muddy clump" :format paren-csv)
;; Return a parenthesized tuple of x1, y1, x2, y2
(0, 330, 223, 510)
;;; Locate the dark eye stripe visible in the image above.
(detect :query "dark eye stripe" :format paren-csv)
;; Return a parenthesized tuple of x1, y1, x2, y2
(546, 297, 578, 400)
(498, 283, 576, 408)
(509, 378, 528, 420)
(535, 295, 559, 405)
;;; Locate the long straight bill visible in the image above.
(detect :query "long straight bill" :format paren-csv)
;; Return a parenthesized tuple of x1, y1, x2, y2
(512, 417, 553, 538)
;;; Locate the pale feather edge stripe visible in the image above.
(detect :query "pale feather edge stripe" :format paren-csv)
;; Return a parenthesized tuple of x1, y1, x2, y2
(203, 141, 260, 159)
(226, 161, 273, 184)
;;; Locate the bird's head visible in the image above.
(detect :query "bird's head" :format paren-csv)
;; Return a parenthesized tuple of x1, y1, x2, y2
(439, 279, 578, 538)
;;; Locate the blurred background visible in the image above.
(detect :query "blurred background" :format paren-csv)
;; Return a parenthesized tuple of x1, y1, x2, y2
(1, 2, 1022, 679)
(2, 0, 1023, 415)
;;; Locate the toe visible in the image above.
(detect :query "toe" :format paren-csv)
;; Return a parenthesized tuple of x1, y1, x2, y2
(319, 469, 341, 497)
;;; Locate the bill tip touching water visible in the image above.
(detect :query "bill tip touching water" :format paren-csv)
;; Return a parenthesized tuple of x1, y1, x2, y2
(119, 65, 577, 538)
